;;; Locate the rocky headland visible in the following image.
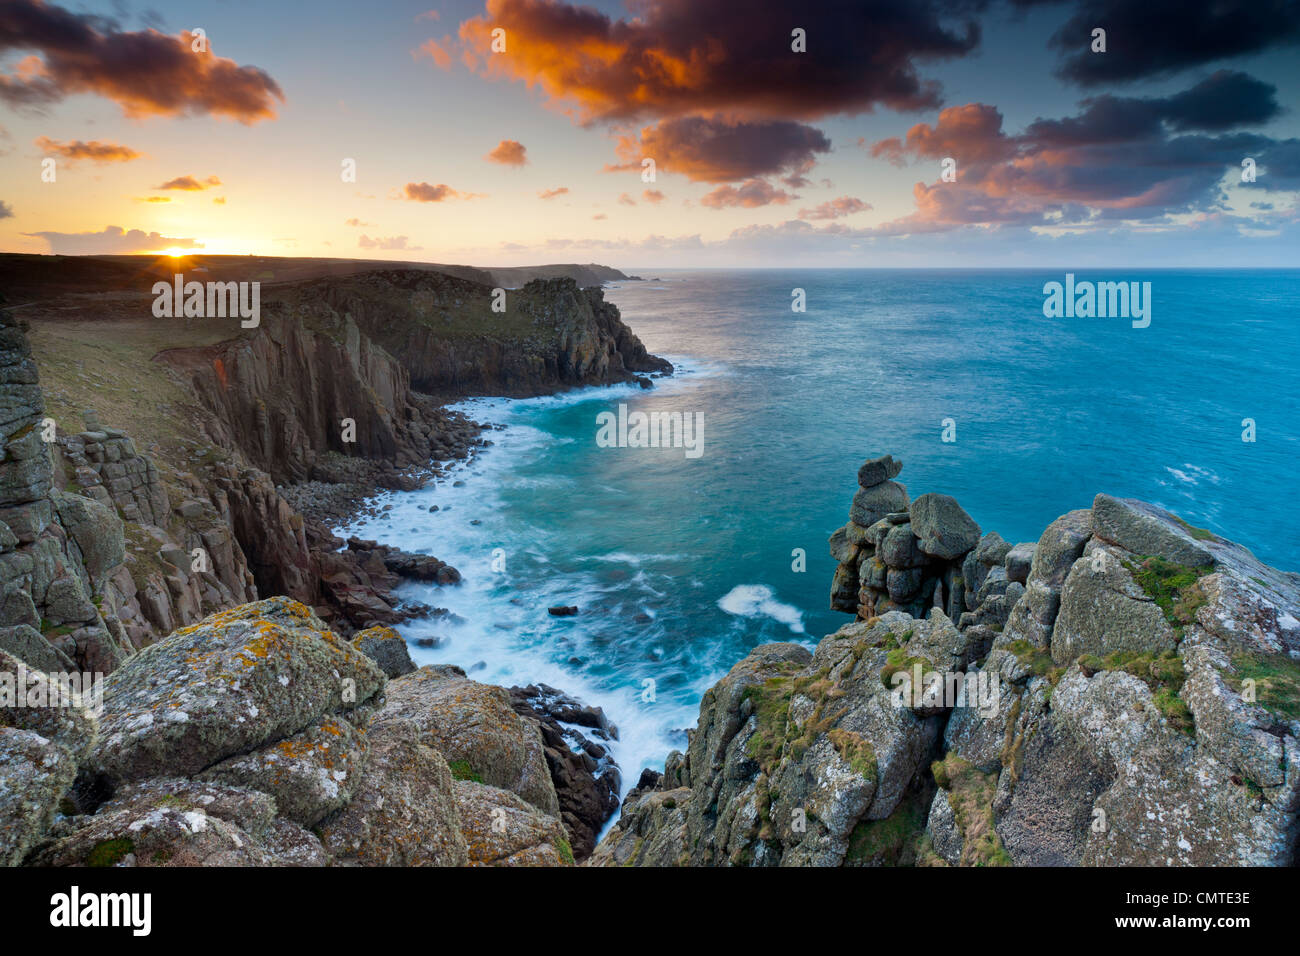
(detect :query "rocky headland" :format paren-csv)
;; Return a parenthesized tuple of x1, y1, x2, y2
(0, 257, 663, 865)
(589, 456, 1300, 866)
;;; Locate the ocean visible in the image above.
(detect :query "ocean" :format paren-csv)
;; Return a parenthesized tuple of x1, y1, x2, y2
(335, 268, 1300, 807)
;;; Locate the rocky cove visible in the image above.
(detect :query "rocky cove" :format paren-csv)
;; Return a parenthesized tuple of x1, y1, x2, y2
(1, 258, 1298, 868)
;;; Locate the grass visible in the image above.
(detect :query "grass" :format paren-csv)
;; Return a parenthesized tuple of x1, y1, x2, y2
(844, 787, 929, 865)
(1004, 639, 1065, 685)
(85, 838, 134, 867)
(1123, 555, 1212, 638)
(1172, 514, 1217, 542)
(931, 753, 1011, 866)
(447, 760, 484, 784)
(555, 838, 575, 866)
(742, 665, 873, 781)
(1078, 649, 1193, 735)
(1226, 652, 1300, 722)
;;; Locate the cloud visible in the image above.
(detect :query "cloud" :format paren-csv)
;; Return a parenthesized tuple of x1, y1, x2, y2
(613, 115, 831, 183)
(485, 138, 527, 165)
(700, 179, 797, 209)
(862, 73, 1300, 234)
(155, 174, 221, 190)
(22, 224, 202, 254)
(134, 195, 171, 203)
(359, 235, 422, 250)
(1017, 0, 1300, 87)
(344, 217, 372, 226)
(0, 200, 13, 219)
(538, 186, 568, 199)
(871, 103, 1016, 166)
(34, 135, 140, 163)
(402, 181, 477, 201)
(212, 196, 225, 205)
(618, 193, 636, 206)
(416, 37, 453, 70)
(798, 196, 872, 220)
(642, 189, 665, 203)
(1023, 72, 1284, 146)
(592, 213, 606, 220)
(0, 0, 284, 121)
(452, 0, 979, 122)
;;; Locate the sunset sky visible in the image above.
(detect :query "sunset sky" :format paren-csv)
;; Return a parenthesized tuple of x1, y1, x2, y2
(2, 0, 1298, 268)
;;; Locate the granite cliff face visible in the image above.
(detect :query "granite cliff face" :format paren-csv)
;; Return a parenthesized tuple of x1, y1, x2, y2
(0, 261, 668, 867)
(591, 456, 1300, 867)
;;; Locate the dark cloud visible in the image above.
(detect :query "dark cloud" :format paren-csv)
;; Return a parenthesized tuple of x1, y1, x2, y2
(614, 115, 831, 183)
(34, 135, 141, 162)
(1025, 71, 1283, 146)
(454, 0, 981, 122)
(0, 0, 283, 120)
(0, 200, 13, 219)
(865, 72, 1300, 232)
(1014, 0, 1300, 86)
(22, 224, 202, 254)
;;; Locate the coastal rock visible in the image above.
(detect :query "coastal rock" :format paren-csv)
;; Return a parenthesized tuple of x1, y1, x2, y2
(1004, 542, 1036, 584)
(909, 493, 981, 560)
(857, 455, 902, 489)
(351, 625, 416, 678)
(0, 650, 98, 865)
(849, 481, 909, 528)
(454, 780, 574, 866)
(376, 665, 561, 818)
(1090, 494, 1215, 568)
(316, 717, 468, 866)
(88, 597, 385, 784)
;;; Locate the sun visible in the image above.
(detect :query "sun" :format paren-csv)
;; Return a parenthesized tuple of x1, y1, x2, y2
(163, 247, 188, 258)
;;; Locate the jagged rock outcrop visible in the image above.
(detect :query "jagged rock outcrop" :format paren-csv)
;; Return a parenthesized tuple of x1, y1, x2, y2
(11, 597, 586, 867)
(594, 456, 1300, 867)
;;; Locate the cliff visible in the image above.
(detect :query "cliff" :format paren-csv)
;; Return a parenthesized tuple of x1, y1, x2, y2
(590, 456, 1300, 867)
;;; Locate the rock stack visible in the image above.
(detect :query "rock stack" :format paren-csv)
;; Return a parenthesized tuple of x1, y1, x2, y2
(829, 456, 982, 621)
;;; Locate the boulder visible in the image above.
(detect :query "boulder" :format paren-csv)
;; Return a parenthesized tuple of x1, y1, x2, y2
(317, 717, 468, 866)
(376, 665, 560, 818)
(1091, 494, 1215, 568)
(89, 597, 385, 783)
(849, 481, 909, 528)
(909, 493, 981, 560)
(454, 780, 574, 866)
(351, 625, 416, 678)
(856, 455, 902, 489)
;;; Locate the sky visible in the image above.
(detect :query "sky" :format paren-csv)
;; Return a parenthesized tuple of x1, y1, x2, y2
(1, 0, 1298, 268)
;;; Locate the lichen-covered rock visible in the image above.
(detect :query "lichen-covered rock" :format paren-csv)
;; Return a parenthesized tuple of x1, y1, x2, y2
(89, 597, 385, 783)
(30, 778, 288, 867)
(0, 649, 97, 865)
(199, 712, 369, 826)
(909, 493, 981, 560)
(849, 480, 909, 528)
(586, 787, 690, 867)
(454, 780, 574, 866)
(377, 665, 560, 818)
(316, 717, 468, 866)
(351, 625, 415, 678)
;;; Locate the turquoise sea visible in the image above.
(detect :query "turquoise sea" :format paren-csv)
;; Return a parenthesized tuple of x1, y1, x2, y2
(336, 268, 1300, 806)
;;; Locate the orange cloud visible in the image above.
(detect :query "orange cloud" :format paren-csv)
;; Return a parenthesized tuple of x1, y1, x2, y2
(642, 189, 665, 203)
(485, 139, 527, 166)
(700, 179, 796, 209)
(538, 187, 569, 199)
(403, 181, 476, 202)
(798, 196, 871, 220)
(155, 175, 222, 191)
(34, 136, 141, 163)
